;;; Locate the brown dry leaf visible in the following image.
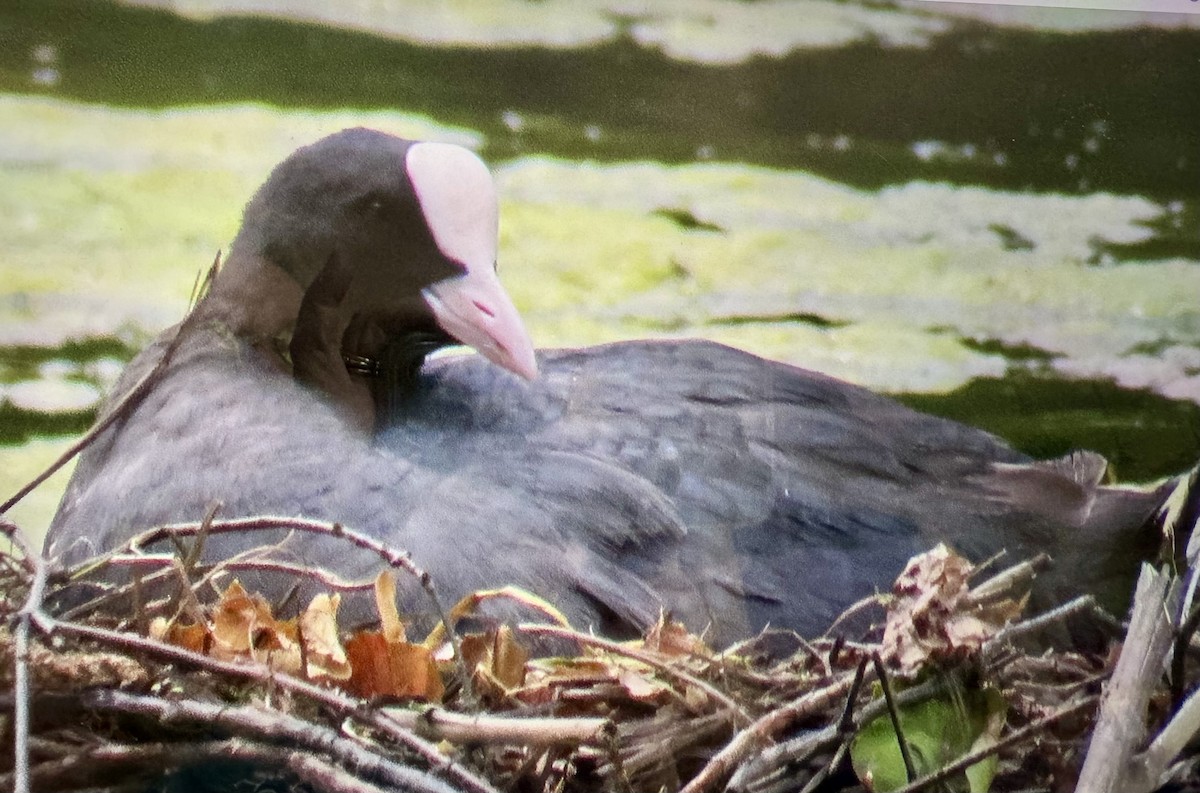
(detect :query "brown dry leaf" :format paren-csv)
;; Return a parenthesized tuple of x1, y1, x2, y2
(882, 544, 1021, 676)
(425, 585, 571, 649)
(151, 616, 208, 654)
(684, 684, 710, 712)
(643, 614, 710, 658)
(374, 570, 407, 643)
(460, 625, 529, 699)
(206, 580, 303, 673)
(210, 580, 278, 655)
(345, 630, 445, 700)
(491, 625, 529, 689)
(341, 571, 445, 699)
(147, 582, 357, 681)
(524, 658, 616, 684)
(515, 658, 620, 706)
(300, 592, 352, 682)
(617, 668, 670, 702)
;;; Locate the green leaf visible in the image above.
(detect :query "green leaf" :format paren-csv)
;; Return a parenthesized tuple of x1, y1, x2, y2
(850, 681, 1005, 792)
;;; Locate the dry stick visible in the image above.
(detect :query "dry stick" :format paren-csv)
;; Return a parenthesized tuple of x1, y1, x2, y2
(1136, 678, 1200, 783)
(172, 499, 220, 579)
(85, 689, 464, 793)
(965, 555, 1047, 606)
(1141, 464, 1200, 780)
(1, 739, 203, 792)
(1136, 466, 1200, 785)
(889, 694, 1099, 793)
(58, 559, 180, 622)
(205, 557, 379, 593)
(1075, 565, 1181, 793)
(65, 544, 382, 623)
(822, 593, 886, 638)
(126, 518, 441, 620)
(281, 750, 396, 793)
(1170, 596, 1200, 709)
(381, 706, 610, 747)
(872, 652, 917, 784)
(604, 721, 634, 793)
(33, 616, 500, 793)
(680, 671, 859, 793)
(4, 513, 52, 793)
(984, 595, 1102, 652)
(10, 737, 398, 793)
(126, 517, 424, 578)
(733, 659, 873, 793)
(798, 734, 852, 793)
(516, 623, 752, 726)
(796, 657, 870, 793)
(614, 712, 732, 781)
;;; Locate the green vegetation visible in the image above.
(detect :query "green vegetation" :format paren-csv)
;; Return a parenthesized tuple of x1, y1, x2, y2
(2, 1, 1198, 535)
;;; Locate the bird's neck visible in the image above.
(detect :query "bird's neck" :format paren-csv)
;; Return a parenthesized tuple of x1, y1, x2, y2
(196, 252, 305, 346)
(374, 331, 454, 420)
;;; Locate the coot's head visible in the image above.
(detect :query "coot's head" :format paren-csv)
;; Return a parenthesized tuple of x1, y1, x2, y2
(231, 127, 537, 380)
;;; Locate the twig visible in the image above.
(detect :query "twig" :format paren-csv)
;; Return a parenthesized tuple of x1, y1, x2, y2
(604, 720, 633, 793)
(4, 514, 52, 793)
(872, 653, 917, 783)
(984, 595, 1101, 652)
(1170, 601, 1200, 709)
(130, 520, 453, 631)
(383, 706, 610, 747)
(680, 672, 859, 793)
(12, 602, 33, 793)
(1137, 464, 1200, 786)
(965, 555, 1047, 606)
(799, 733, 852, 793)
(721, 630, 830, 679)
(84, 689, 464, 793)
(205, 557, 380, 593)
(791, 657, 870, 793)
(6, 736, 400, 793)
(516, 623, 751, 726)
(124, 517, 423, 580)
(62, 545, 380, 624)
(615, 712, 732, 782)
(822, 592, 886, 639)
(805, 657, 870, 792)
(180, 500, 220, 574)
(2, 739, 196, 792)
(31, 616, 501, 793)
(1, 256, 218, 793)
(1136, 681, 1200, 784)
(1075, 565, 1181, 793)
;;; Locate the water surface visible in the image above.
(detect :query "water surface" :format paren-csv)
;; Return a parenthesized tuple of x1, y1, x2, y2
(2, 0, 1198, 536)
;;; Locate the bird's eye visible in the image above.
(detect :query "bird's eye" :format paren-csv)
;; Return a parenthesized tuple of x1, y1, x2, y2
(352, 191, 388, 216)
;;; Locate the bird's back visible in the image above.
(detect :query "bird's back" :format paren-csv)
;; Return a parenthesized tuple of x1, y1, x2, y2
(384, 339, 1172, 643)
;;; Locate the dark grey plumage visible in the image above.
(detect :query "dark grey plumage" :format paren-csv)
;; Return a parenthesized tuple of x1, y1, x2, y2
(45, 128, 1179, 649)
(380, 339, 1172, 644)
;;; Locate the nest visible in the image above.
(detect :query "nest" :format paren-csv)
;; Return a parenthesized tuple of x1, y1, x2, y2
(6, 500, 1200, 793)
